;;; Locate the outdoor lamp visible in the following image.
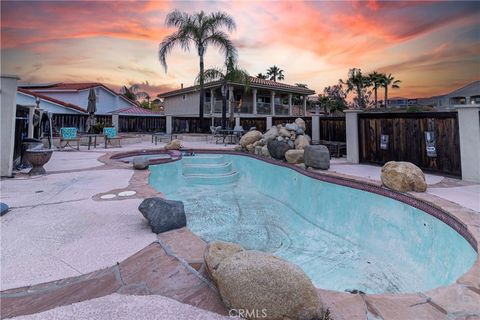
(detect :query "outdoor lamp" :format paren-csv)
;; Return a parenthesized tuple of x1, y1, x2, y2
(35, 96, 40, 108)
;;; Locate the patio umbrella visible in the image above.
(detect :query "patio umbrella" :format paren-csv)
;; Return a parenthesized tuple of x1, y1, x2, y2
(86, 88, 97, 133)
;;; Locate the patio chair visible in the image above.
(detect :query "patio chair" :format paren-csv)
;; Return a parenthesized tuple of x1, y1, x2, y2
(103, 127, 122, 149)
(209, 126, 223, 144)
(60, 127, 80, 150)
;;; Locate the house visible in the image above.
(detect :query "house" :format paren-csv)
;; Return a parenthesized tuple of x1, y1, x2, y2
(17, 82, 138, 115)
(387, 81, 480, 110)
(158, 77, 315, 117)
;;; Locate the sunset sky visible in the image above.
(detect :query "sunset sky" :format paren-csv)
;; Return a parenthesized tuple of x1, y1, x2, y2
(1, 1, 479, 99)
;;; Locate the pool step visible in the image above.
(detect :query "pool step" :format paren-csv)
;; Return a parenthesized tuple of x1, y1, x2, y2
(182, 162, 233, 175)
(182, 155, 238, 185)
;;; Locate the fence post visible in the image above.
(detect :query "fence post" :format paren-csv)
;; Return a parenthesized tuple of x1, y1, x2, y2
(311, 115, 320, 144)
(344, 110, 362, 164)
(166, 116, 172, 134)
(0, 75, 19, 177)
(112, 113, 119, 132)
(266, 116, 272, 130)
(456, 105, 480, 182)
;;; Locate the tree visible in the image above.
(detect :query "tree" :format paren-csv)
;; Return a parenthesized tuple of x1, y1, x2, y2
(295, 83, 308, 88)
(159, 10, 237, 126)
(368, 71, 383, 109)
(256, 73, 267, 79)
(119, 84, 140, 101)
(197, 56, 250, 128)
(318, 84, 348, 114)
(341, 68, 371, 109)
(381, 74, 401, 108)
(266, 65, 284, 82)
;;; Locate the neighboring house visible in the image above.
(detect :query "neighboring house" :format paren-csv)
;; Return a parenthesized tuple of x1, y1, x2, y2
(158, 77, 315, 117)
(387, 81, 480, 110)
(17, 88, 87, 114)
(18, 82, 138, 115)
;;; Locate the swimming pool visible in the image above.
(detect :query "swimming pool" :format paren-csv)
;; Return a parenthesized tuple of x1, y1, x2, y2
(149, 153, 477, 294)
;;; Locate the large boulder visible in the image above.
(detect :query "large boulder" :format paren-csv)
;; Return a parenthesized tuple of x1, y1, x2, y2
(304, 145, 330, 170)
(295, 118, 306, 131)
(285, 123, 298, 131)
(164, 139, 182, 150)
(294, 135, 310, 150)
(204, 241, 244, 280)
(263, 127, 279, 144)
(239, 130, 262, 147)
(204, 241, 323, 320)
(267, 140, 292, 160)
(381, 161, 427, 192)
(261, 145, 270, 158)
(278, 127, 291, 138)
(138, 197, 186, 234)
(132, 156, 149, 170)
(285, 149, 304, 164)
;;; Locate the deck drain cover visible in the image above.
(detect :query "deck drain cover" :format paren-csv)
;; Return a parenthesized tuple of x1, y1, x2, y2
(118, 190, 136, 197)
(101, 194, 117, 199)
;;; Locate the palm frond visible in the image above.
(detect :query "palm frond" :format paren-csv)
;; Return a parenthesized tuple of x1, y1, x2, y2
(158, 31, 192, 72)
(196, 67, 225, 84)
(204, 11, 236, 33)
(204, 31, 238, 60)
(165, 10, 190, 28)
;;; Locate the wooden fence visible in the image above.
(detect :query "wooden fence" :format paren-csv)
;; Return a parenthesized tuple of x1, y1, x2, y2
(358, 112, 461, 176)
(119, 116, 165, 132)
(319, 117, 346, 142)
(51, 114, 88, 133)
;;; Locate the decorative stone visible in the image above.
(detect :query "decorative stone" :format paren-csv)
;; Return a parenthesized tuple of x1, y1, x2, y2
(132, 156, 149, 170)
(296, 128, 305, 135)
(294, 135, 310, 150)
(254, 146, 263, 155)
(164, 139, 182, 150)
(138, 197, 186, 234)
(304, 145, 330, 170)
(0, 202, 9, 216)
(252, 140, 264, 147)
(381, 161, 427, 192)
(204, 241, 244, 280)
(278, 127, 291, 138)
(276, 136, 284, 142)
(285, 123, 299, 131)
(261, 145, 270, 158)
(204, 242, 323, 320)
(239, 130, 262, 147)
(267, 140, 292, 160)
(234, 145, 242, 151)
(295, 118, 306, 131)
(263, 127, 278, 144)
(285, 149, 304, 164)
(287, 140, 294, 149)
(246, 144, 255, 153)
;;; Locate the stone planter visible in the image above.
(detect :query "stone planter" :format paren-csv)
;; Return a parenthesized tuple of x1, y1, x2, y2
(24, 149, 53, 175)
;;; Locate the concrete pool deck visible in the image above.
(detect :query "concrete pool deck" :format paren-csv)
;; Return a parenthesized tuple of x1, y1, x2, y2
(1, 140, 479, 319)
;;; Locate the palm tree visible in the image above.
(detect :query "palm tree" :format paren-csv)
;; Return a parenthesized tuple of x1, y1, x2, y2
(368, 71, 383, 109)
(341, 68, 370, 109)
(159, 10, 237, 126)
(197, 56, 250, 128)
(120, 84, 140, 102)
(381, 74, 401, 108)
(266, 65, 284, 82)
(256, 73, 267, 79)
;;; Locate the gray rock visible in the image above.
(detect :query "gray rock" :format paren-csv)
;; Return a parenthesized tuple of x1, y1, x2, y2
(276, 136, 284, 142)
(267, 140, 293, 160)
(132, 156, 149, 170)
(285, 123, 299, 131)
(304, 145, 330, 170)
(138, 197, 186, 234)
(287, 140, 294, 149)
(296, 128, 304, 135)
(263, 127, 278, 144)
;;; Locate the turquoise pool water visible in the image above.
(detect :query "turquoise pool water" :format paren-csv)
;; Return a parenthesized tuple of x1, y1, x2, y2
(149, 154, 477, 294)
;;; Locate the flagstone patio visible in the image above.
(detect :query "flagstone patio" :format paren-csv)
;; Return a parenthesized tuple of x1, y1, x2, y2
(1, 140, 478, 319)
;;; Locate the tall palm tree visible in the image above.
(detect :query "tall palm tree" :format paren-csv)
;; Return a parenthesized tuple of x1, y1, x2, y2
(197, 56, 250, 128)
(368, 71, 383, 109)
(159, 10, 237, 126)
(266, 65, 284, 82)
(256, 73, 267, 79)
(120, 84, 140, 102)
(381, 74, 401, 108)
(341, 68, 370, 109)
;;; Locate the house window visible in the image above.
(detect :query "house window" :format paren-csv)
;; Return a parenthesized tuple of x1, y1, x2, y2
(204, 91, 211, 103)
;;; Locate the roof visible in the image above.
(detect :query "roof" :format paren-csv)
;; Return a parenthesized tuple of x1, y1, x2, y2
(158, 77, 315, 98)
(17, 88, 87, 113)
(111, 106, 163, 116)
(443, 80, 480, 98)
(20, 82, 140, 106)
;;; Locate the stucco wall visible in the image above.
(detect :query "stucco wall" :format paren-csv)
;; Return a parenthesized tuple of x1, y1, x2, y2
(164, 92, 200, 116)
(1, 75, 19, 177)
(16, 92, 80, 114)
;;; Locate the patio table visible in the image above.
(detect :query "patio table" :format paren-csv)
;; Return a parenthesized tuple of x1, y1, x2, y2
(80, 134, 99, 150)
(217, 129, 244, 145)
(151, 132, 178, 145)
